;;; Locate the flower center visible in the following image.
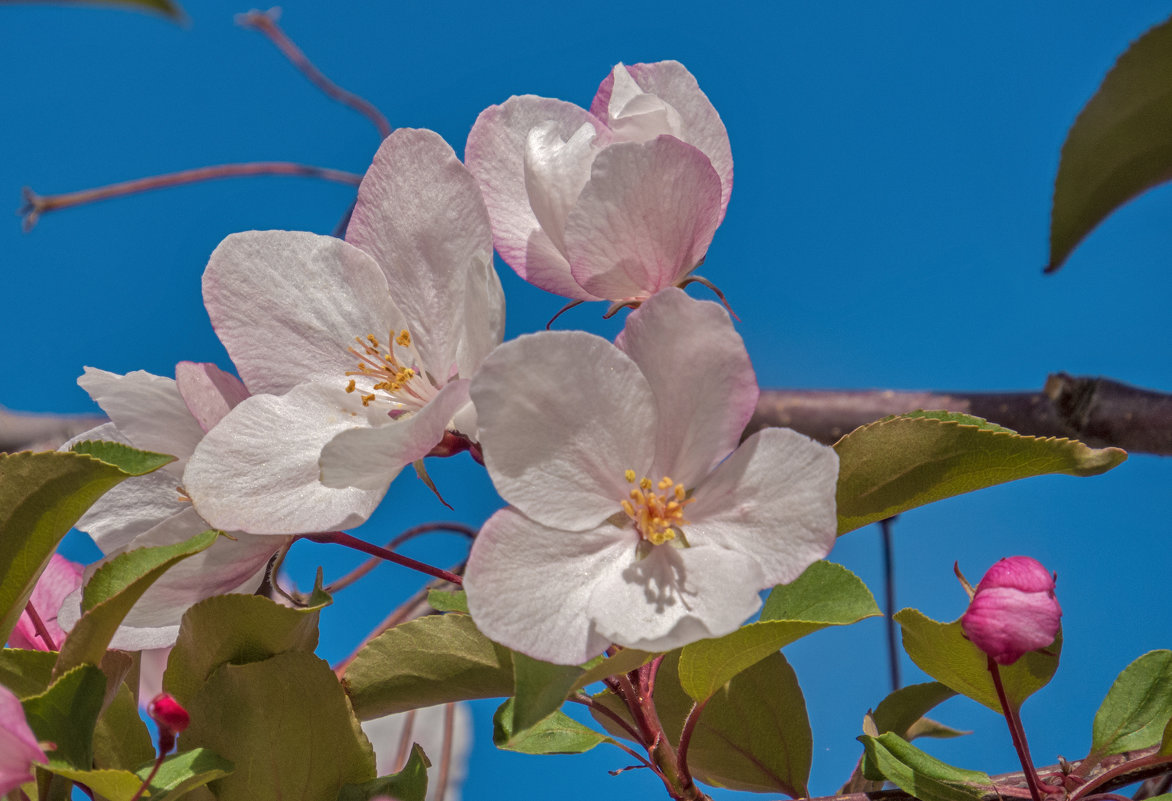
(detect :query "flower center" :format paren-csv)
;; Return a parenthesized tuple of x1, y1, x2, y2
(620, 469, 694, 546)
(345, 328, 435, 413)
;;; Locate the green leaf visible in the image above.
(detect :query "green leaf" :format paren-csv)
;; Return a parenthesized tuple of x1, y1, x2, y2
(137, 748, 235, 801)
(55, 529, 219, 677)
(872, 682, 962, 741)
(895, 608, 1061, 713)
(164, 587, 330, 706)
(344, 613, 514, 719)
(0, 648, 57, 697)
(338, 744, 430, 801)
(1161, 717, 1172, 756)
(93, 681, 154, 771)
(22, 664, 107, 769)
(1048, 14, 1172, 272)
(69, 440, 175, 476)
(508, 653, 585, 734)
(494, 701, 609, 754)
(834, 413, 1126, 534)
(0, 448, 172, 642)
(678, 561, 879, 701)
(859, 732, 994, 801)
(427, 589, 469, 614)
(573, 647, 655, 690)
(37, 766, 143, 801)
(181, 651, 374, 801)
(1090, 650, 1172, 758)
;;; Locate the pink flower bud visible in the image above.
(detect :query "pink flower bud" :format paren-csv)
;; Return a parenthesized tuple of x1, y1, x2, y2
(147, 693, 190, 734)
(961, 556, 1062, 665)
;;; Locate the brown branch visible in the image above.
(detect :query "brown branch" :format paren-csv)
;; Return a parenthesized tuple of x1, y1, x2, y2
(0, 406, 105, 453)
(747, 373, 1172, 456)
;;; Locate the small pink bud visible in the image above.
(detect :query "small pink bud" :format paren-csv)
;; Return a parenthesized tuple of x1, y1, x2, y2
(147, 693, 190, 734)
(961, 556, 1062, 665)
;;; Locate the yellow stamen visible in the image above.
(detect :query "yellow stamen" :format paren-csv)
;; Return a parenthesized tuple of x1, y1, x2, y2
(620, 470, 695, 546)
(396, 329, 412, 347)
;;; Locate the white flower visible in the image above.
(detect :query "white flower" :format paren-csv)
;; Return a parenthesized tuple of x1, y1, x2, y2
(60, 364, 281, 651)
(183, 128, 503, 535)
(466, 61, 732, 304)
(463, 289, 838, 664)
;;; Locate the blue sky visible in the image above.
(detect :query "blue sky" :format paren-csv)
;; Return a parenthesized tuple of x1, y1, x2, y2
(3, 3, 1170, 799)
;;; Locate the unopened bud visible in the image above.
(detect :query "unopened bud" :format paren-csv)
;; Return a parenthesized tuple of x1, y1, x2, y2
(961, 556, 1062, 665)
(147, 693, 190, 735)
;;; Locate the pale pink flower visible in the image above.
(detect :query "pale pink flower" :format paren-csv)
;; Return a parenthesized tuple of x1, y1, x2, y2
(362, 703, 472, 801)
(59, 364, 282, 650)
(184, 128, 502, 534)
(466, 61, 732, 305)
(962, 556, 1062, 665)
(7, 554, 82, 651)
(463, 289, 837, 664)
(0, 684, 47, 795)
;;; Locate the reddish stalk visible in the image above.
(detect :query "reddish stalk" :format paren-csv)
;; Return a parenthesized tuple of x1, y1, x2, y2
(302, 530, 463, 586)
(22, 601, 57, 651)
(324, 522, 476, 593)
(236, 8, 392, 139)
(988, 657, 1046, 801)
(567, 693, 646, 746)
(20, 163, 362, 231)
(676, 698, 709, 785)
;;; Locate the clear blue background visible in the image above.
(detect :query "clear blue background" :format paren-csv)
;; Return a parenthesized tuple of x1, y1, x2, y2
(2, 2, 1170, 799)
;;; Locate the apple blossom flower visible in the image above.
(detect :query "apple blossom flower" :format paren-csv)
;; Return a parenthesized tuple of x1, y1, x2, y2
(962, 556, 1062, 665)
(466, 61, 732, 306)
(7, 554, 82, 651)
(462, 288, 838, 664)
(0, 684, 47, 796)
(362, 703, 472, 801)
(183, 128, 502, 535)
(58, 365, 283, 650)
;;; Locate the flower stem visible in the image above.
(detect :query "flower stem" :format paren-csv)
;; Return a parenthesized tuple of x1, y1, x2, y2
(324, 522, 476, 593)
(676, 698, 709, 783)
(988, 656, 1045, 801)
(20, 163, 362, 230)
(302, 530, 463, 586)
(879, 516, 901, 691)
(23, 601, 57, 651)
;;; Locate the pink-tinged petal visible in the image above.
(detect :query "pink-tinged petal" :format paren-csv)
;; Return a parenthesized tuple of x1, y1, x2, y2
(183, 384, 387, 535)
(68, 423, 191, 553)
(8, 554, 84, 651)
(362, 703, 472, 801)
(962, 556, 1062, 665)
(78, 368, 204, 472)
(594, 64, 686, 144)
(320, 379, 471, 491)
(618, 289, 758, 486)
(687, 428, 839, 585)
(523, 121, 598, 255)
(466, 95, 610, 301)
(592, 61, 733, 221)
(175, 361, 249, 432)
(589, 542, 766, 652)
(203, 231, 406, 396)
(137, 648, 169, 706)
(100, 509, 281, 650)
(0, 685, 46, 795)
(471, 331, 655, 530)
(974, 555, 1057, 594)
(347, 129, 503, 378)
(565, 137, 722, 301)
(464, 508, 624, 664)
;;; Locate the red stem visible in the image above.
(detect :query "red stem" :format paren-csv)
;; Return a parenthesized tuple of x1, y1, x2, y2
(676, 698, 709, 783)
(324, 521, 476, 593)
(302, 530, 463, 586)
(988, 657, 1045, 801)
(22, 601, 57, 651)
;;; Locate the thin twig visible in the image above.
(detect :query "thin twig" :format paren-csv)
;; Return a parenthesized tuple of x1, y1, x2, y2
(20, 163, 362, 231)
(22, 601, 57, 651)
(567, 693, 646, 746)
(302, 530, 463, 585)
(879, 517, 900, 692)
(236, 8, 392, 139)
(324, 522, 476, 594)
(675, 698, 709, 785)
(988, 657, 1045, 801)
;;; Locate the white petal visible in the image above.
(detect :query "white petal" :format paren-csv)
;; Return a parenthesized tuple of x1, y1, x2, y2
(687, 428, 839, 586)
(347, 129, 504, 378)
(203, 231, 407, 396)
(588, 542, 766, 652)
(183, 384, 387, 534)
(565, 137, 723, 301)
(591, 61, 733, 222)
(523, 121, 599, 255)
(465, 96, 610, 301)
(78, 368, 204, 472)
(602, 64, 685, 143)
(470, 331, 655, 530)
(464, 508, 625, 665)
(617, 288, 758, 487)
(175, 361, 249, 432)
(320, 379, 471, 491)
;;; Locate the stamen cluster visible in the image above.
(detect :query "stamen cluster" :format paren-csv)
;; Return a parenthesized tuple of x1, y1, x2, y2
(346, 329, 423, 408)
(621, 469, 693, 545)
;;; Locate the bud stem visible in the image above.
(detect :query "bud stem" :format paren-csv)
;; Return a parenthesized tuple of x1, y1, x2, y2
(988, 656, 1045, 801)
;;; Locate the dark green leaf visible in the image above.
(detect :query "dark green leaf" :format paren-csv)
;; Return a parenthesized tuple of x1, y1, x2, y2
(573, 647, 655, 690)
(338, 744, 430, 801)
(859, 732, 994, 801)
(22, 664, 107, 769)
(508, 653, 585, 734)
(1048, 14, 1172, 272)
(344, 614, 514, 719)
(835, 413, 1125, 534)
(427, 589, 469, 614)
(1090, 650, 1172, 758)
(0, 648, 57, 697)
(896, 608, 1061, 713)
(679, 561, 879, 701)
(164, 588, 329, 706)
(494, 701, 609, 754)
(0, 448, 171, 642)
(93, 682, 154, 771)
(182, 652, 374, 801)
